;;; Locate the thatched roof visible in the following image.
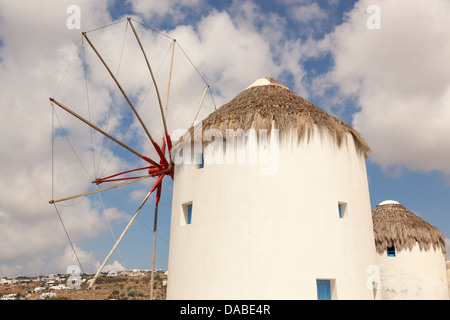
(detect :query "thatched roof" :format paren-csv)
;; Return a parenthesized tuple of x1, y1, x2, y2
(177, 78, 370, 158)
(372, 201, 446, 254)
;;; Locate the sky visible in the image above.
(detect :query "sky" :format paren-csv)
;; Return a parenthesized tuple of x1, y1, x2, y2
(0, 0, 449, 277)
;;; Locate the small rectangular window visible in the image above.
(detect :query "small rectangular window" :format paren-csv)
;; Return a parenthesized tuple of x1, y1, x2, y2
(187, 204, 192, 224)
(338, 202, 347, 219)
(387, 246, 396, 257)
(198, 153, 204, 169)
(181, 202, 193, 225)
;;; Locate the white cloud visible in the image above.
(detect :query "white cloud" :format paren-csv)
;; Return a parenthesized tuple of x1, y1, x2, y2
(321, 0, 450, 174)
(290, 2, 327, 24)
(127, 0, 205, 24)
(130, 189, 149, 202)
(102, 260, 126, 273)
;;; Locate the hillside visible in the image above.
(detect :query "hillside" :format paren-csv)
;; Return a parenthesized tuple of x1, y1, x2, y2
(0, 271, 167, 300)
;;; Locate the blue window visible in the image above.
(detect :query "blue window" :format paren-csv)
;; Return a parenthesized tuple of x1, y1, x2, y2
(182, 202, 193, 225)
(199, 153, 204, 169)
(338, 202, 347, 218)
(387, 246, 396, 257)
(317, 279, 332, 300)
(187, 203, 192, 224)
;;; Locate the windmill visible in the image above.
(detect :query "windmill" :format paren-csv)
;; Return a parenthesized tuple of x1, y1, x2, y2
(48, 17, 213, 298)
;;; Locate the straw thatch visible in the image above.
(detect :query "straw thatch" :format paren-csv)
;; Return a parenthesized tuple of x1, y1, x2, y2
(372, 202, 446, 254)
(177, 78, 370, 158)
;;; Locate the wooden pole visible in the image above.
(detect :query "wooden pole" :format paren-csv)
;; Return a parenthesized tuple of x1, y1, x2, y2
(88, 186, 155, 290)
(149, 199, 159, 299)
(165, 39, 176, 121)
(82, 32, 159, 148)
(128, 18, 168, 138)
(49, 176, 151, 204)
(49, 97, 160, 168)
(189, 85, 209, 129)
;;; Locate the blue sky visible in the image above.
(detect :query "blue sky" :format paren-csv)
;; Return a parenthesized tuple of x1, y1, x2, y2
(0, 0, 449, 277)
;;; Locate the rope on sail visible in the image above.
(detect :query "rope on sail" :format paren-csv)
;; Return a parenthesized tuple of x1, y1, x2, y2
(51, 101, 85, 273)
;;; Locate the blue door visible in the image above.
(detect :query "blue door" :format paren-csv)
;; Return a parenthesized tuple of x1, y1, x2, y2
(317, 279, 331, 300)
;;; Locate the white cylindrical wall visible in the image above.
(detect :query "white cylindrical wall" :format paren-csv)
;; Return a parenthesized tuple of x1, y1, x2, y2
(377, 246, 449, 300)
(447, 262, 450, 298)
(167, 130, 378, 299)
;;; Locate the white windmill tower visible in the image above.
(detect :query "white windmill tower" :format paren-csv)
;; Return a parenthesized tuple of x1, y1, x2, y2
(167, 78, 378, 299)
(372, 200, 448, 299)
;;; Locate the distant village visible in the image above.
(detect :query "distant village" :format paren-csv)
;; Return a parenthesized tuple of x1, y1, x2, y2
(0, 269, 167, 300)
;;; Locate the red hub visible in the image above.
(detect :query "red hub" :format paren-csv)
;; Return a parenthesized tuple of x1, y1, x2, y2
(92, 134, 173, 206)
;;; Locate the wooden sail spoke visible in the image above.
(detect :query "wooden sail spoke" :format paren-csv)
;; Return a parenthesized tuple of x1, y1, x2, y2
(128, 18, 168, 138)
(49, 97, 160, 168)
(88, 173, 165, 290)
(49, 176, 152, 204)
(82, 32, 169, 164)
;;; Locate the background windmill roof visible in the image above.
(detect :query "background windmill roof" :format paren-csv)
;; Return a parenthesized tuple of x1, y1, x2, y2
(180, 77, 370, 158)
(372, 201, 446, 254)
